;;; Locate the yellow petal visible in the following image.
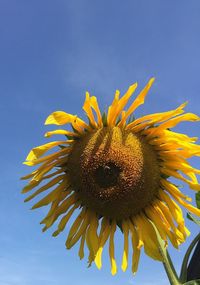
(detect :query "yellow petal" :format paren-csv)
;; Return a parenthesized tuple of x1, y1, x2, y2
(90, 96, 103, 127)
(158, 200, 180, 232)
(149, 202, 182, 248)
(155, 113, 200, 132)
(85, 214, 99, 267)
(145, 207, 168, 244)
(94, 218, 110, 269)
(137, 214, 163, 261)
(79, 232, 86, 260)
(31, 161, 64, 185)
(86, 227, 95, 266)
(166, 189, 200, 217)
(107, 90, 120, 126)
(128, 220, 141, 274)
(25, 141, 70, 161)
(161, 168, 200, 191)
(119, 78, 154, 127)
(159, 190, 184, 225)
(42, 199, 60, 225)
(83, 92, 97, 128)
(45, 111, 76, 125)
(177, 224, 190, 239)
(42, 190, 71, 232)
(86, 212, 99, 255)
(22, 179, 40, 193)
(21, 170, 38, 180)
(160, 179, 192, 202)
(126, 101, 187, 131)
(44, 129, 79, 138)
(159, 149, 193, 159)
(152, 203, 171, 229)
(67, 211, 91, 249)
(121, 221, 129, 272)
(41, 191, 74, 226)
(110, 83, 138, 127)
(162, 160, 200, 175)
(31, 179, 68, 209)
(187, 172, 198, 183)
(24, 148, 71, 166)
(156, 200, 185, 244)
(48, 193, 77, 228)
(52, 202, 79, 236)
(23, 160, 64, 184)
(24, 174, 66, 200)
(131, 217, 144, 250)
(72, 117, 91, 134)
(109, 221, 117, 275)
(66, 208, 86, 247)
(41, 168, 65, 180)
(163, 130, 198, 143)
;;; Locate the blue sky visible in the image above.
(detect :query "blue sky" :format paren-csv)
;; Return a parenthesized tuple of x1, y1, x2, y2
(1, 1, 200, 284)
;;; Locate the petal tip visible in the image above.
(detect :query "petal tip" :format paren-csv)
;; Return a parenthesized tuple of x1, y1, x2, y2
(111, 269, 117, 275)
(44, 115, 51, 125)
(149, 77, 155, 85)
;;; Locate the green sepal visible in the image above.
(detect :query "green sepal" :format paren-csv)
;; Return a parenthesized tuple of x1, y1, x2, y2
(195, 192, 200, 209)
(102, 112, 108, 127)
(86, 116, 96, 130)
(58, 145, 66, 149)
(127, 114, 135, 124)
(161, 173, 170, 179)
(187, 213, 200, 226)
(116, 115, 122, 125)
(71, 124, 80, 134)
(71, 123, 90, 135)
(116, 221, 123, 233)
(64, 134, 79, 141)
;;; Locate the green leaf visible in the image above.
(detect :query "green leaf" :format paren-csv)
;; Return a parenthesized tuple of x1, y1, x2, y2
(195, 192, 200, 209)
(183, 280, 200, 285)
(187, 213, 200, 227)
(179, 233, 200, 283)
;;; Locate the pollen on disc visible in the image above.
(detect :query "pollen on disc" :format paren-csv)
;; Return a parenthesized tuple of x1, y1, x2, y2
(66, 127, 160, 220)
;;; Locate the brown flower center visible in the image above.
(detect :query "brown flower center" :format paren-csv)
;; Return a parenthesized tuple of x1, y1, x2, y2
(67, 127, 160, 220)
(94, 162, 121, 188)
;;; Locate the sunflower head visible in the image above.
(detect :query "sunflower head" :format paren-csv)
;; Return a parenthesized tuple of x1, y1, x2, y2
(22, 78, 200, 275)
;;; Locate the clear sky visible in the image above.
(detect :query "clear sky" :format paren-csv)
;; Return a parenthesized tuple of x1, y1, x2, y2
(1, 1, 200, 284)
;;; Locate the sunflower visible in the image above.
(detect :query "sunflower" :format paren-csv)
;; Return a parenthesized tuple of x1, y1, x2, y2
(22, 78, 200, 275)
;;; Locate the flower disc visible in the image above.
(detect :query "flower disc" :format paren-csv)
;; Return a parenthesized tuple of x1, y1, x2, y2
(67, 127, 160, 220)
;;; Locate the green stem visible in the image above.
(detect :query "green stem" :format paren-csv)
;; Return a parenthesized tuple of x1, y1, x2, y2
(150, 221, 181, 285)
(167, 250, 180, 281)
(159, 246, 181, 285)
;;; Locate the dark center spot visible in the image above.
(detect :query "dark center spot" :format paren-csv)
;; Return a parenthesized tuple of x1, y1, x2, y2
(94, 162, 121, 188)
